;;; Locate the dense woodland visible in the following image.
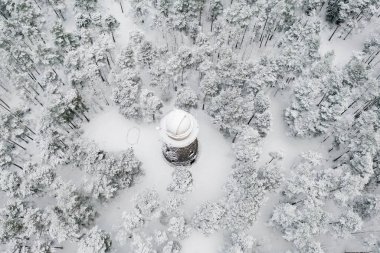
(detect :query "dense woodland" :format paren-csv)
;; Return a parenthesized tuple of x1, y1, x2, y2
(0, 0, 380, 252)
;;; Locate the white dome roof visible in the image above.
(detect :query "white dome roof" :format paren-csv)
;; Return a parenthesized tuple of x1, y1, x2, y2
(165, 109, 193, 140)
(159, 109, 199, 148)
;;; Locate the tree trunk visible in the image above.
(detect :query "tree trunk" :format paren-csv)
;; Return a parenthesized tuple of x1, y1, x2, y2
(58, 10, 65, 20)
(0, 98, 10, 108)
(81, 112, 90, 122)
(28, 72, 37, 81)
(259, 31, 267, 48)
(69, 109, 83, 122)
(341, 98, 359, 115)
(67, 120, 77, 129)
(319, 1, 325, 11)
(106, 56, 111, 68)
(34, 97, 43, 106)
(367, 51, 379, 65)
(7, 140, 26, 150)
(22, 86, 32, 95)
(344, 252, 371, 253)
(199, 8, 202, 26)
(39, 34, 46, 44)
(340, 106, 351, 115)
(333, 151, 348, 162)
(103, 94, 109, 106)
(328, 25, 340, 41)
(181, 68, 184, 85)
(351, 230, 380, 235)
(119, 1, 124, 13)
(259, 16, 269, 48)
(0, 83, 9, 92)
(239, 26, 248, 49)
(0, 11, 8, 20)
(232, 132, 238, 143)
(317, 93, 326, 106)
(290, 199, 303, 205)
(32, 66, 40, 75)
(0, 103, 11, 113)
(202, 95, 207, 110)
(355, 97, 379, 117)
(274, 88, 280, 97)
(111, 31, 116, 43)
(98, 70, 105, 82)
(12, 163, 23, 170)
(26, 126, 36, 135)
(348, 98, 359, 108)
(33, 0, 41, 9)
(29, 85, 40, 96)
(356, 10, 363, 20)
(329, 185, 343, 192)
(343, 27, 353, 40)
(22, 40, 33, 51)
(247, 113, 255, 125)
(227, 33, 232, 45)
(17, 136, 29, 144)
(36, 81, 44, 91)
(24, 133, 34, 141)
(59, 140, 68, 149)
(264, 33, 271, 46)
(46, 0, 60, 18)
(364, 52, 374, 63)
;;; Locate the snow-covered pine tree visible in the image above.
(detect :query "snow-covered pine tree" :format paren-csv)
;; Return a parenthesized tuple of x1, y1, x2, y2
(140, 89, 163, 122)
(192, 201, 225, 234)
(78, 226, 112, 253)
(208, 0, 223, 32)
(49, 182, 96, 242)
(104, 15, 120, 43)
(112, 70, 142, 119)
(175, 86, 198, 111)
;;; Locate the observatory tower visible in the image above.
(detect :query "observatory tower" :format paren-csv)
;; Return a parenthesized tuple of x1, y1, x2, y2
(159, 109, 199, 166)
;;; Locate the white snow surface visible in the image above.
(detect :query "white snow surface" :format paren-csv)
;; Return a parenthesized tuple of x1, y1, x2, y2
(51, 2, 379, 251)
(78, 93, 330, 253)
(2, 0, 378, 252)
(81, 107, 233, 252)
(319, 17, 380, 66)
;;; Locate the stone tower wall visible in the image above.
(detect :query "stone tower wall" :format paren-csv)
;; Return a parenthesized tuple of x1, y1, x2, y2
(162, 139, 198, 166)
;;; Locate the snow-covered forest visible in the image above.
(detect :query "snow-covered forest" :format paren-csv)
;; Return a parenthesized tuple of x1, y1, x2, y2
(0, 0, 380, 252)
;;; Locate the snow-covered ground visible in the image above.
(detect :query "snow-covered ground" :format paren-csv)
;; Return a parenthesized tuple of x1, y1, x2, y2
(77, 91, 330, 253)
(61, 19, 377, 248)
(247, 93, 329, 252)
(80, 106, 233, 252)
(2, 0, 380, 252)
(319, 18, 380, 66)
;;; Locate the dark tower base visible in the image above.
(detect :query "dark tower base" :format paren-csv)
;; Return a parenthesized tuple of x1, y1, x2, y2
(162, 139, 198, 166)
